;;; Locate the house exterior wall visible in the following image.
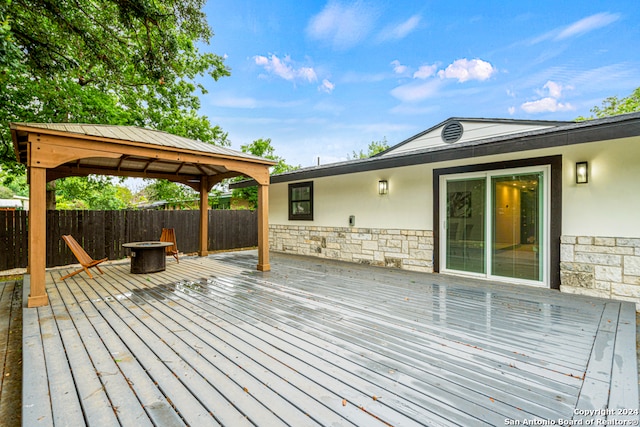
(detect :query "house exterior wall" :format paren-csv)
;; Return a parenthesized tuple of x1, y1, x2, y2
(560, 236, 640, 308)
(269, 225, 434, 272)
(270, 164, 432, 229)
(269, 135, 640, 306)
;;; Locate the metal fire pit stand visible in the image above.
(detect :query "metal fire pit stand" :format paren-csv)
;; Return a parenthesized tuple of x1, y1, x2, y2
(122, 241, 174, 274)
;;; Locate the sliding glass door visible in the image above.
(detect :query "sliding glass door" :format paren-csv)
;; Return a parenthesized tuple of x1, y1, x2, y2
(441, 166, 548, 286)
(445, 177, 486, 274)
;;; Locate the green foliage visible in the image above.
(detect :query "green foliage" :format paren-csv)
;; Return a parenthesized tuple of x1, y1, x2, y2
(240, 138, 300, 175)
(141, 179, 196, 204)
(0, 10, 23, 81)
(232, 138, 299, 209)
(577, 87, 640, 121)
(0, 0, 231, 208)
(349, 138, 390, 159)
(0, 165, 27, 196)
(0, 185, 12, 198)
(1, 0, 219, 84)
(55, 176, 131, 210)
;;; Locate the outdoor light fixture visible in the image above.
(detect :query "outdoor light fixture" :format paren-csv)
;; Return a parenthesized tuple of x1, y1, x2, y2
(378, 180, 389, 195)
(576, 161, 589, 184)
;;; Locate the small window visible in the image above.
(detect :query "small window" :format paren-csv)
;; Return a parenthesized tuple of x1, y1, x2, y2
(289, 181, 313, 220)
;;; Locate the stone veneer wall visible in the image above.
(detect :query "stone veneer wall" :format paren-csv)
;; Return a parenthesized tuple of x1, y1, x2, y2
(560, 235, 640, 308)
(270, 225, 434, 272)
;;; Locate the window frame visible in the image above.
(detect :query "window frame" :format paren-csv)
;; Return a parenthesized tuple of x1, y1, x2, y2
(288, 181, 314, 221)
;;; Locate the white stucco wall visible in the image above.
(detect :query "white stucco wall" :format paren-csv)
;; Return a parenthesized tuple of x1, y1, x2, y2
(271, 135, 640, 238)
(271, 164, 433, 230)
(560, 137, 640, 238)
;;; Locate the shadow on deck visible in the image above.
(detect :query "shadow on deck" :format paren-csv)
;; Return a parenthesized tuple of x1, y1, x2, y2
(21, 250, 639, 426)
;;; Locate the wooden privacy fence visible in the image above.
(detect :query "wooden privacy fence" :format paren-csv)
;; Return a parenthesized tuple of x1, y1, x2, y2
(0, 210, 258, 271)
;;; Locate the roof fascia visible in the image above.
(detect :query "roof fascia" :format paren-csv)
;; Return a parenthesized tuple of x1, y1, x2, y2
(231, 113, 640, 188)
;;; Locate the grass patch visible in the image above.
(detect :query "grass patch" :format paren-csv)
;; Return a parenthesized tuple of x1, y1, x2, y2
(0, 274, 23, 282)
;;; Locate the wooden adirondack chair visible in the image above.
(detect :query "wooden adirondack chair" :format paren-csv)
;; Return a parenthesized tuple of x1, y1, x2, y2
(60, 235, 108, 280)
(160, 228, 179, 263)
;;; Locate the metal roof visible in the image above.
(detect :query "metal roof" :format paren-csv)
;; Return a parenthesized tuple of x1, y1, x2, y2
(10, 122, 267, 162)
(10, 123, 276, 188)
(232, 112, 640, 188)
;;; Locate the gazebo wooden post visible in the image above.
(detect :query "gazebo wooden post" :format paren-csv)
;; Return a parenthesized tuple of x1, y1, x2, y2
(199, 178, 209, 257)
(27, 166, 49, 307)
(257, 183, 270, 271)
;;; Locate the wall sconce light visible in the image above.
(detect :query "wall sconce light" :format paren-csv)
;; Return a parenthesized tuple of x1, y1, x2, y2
(576, 161, 588, 184)
(378, 180, 389, 195)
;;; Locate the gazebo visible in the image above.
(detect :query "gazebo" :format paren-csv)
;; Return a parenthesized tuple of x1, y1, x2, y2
(10, 123, 276, 308)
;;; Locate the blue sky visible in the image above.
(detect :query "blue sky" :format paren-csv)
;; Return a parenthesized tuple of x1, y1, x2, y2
(200, 0, 640, 168)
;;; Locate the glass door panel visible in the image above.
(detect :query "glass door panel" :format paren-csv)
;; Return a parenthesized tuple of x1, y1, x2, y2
(445, 179, 486, 274)
(491, 173, 543, 281)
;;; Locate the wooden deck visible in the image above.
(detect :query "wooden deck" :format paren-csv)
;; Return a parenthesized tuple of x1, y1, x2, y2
(22, 251, 639, 426)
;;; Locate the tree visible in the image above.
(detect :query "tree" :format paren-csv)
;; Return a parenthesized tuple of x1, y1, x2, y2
(140, 179, 198, 208)
(0, 165, 27, 196)
(232, 138, 299, 209)
(349, 138, 390, 159)
(0, 185, 12, 199)
(0, 0, 230, 206)
(577, 87, 640, 120)
(55, 176, 132, 210)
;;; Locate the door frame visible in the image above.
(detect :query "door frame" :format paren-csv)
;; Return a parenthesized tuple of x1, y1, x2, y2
(439, 165, 550, 286)
(433, 155, 562, 289)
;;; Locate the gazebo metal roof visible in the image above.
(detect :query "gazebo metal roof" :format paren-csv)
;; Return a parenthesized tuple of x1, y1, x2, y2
(11, 123, 274, 189)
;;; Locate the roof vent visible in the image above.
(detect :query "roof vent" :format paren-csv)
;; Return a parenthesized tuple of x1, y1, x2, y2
(441, 121, 463, 143)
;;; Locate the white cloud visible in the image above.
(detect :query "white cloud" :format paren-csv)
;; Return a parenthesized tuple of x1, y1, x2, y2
(254, 54, 318, 83)
(306, 1, 378, 50)
(437, 58, 496, 82)
(542, 81, 564, 98)
(319, 79, 335, 93)
(529, 12, 621, 45)
(413, 64, 438, 79)
(298, 67, 318, 83)
(390, 79, 443, 103)
(378, 15, 421, 41)
(519, 80, 575, 113)
(508, 106, 516, 115)
(390, 60, 408, 75)
(521, 97, 574, 113)
(556, 12, 620, 40)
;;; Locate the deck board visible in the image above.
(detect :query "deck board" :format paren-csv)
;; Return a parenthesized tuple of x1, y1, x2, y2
(108, 269, 466, 426)
(161, 271, 572, 422)
(22, 251, 639, 426)
(55, 276, 187, 427)
(21, 295, 53, 426)
(50, 273, 154, 427)
(62, 273, 227, 427)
